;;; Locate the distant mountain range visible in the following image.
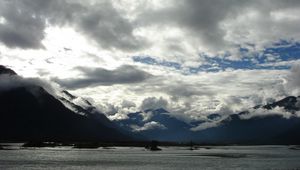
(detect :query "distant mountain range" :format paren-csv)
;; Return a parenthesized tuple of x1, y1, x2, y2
(0, 65, 131, 142)
(114, 97, 300, 144)
(195, 96, 300, 145)
(1, 65, 300, 144)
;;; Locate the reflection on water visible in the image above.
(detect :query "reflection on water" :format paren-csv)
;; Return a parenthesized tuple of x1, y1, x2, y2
(1, 145, 300, 170)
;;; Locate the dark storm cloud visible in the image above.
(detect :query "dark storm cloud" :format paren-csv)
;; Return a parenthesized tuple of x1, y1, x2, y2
(137, 0, 300, 51)
(0, 0, 80, 49)
(0, 0, 145, 50)
(1, 0, 300, 51)
(177, 0, 253, 49)
(53, 65, 152, 89)
(136, 0, 251, 50)
(76, 2, 147, 51)
(0, 1, 46, 49)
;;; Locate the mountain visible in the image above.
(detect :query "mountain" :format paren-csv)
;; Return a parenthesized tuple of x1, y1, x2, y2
(0, 65, 16, 75)
(114, 108, 195, 141)
(264, 96, 299, 112)
(193, 96, 300, 144)
(114, 96, 300, 144)
(0, 66, 131, 142)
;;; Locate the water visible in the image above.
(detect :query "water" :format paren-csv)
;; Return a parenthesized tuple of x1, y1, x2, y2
(1, 145, 300, 170)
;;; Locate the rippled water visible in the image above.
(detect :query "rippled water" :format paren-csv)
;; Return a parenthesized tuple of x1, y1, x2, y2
(1, 145, 300, 170)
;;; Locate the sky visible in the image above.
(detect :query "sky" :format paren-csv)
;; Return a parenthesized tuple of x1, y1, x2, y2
(0, 0, 300, 123)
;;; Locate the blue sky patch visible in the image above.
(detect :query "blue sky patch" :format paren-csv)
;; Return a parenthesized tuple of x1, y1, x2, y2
(132, 41, 300, 74)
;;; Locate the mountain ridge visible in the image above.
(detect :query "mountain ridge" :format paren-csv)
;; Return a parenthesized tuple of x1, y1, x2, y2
(0, 65, 132, 142)
(114, 96, 300, 144)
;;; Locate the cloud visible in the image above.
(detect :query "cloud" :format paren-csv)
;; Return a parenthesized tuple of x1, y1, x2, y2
(285, 64, 300, 95)
(190, 121, 221, 131)
(130, 121, 167, 132)
(0, 0, 83, 49)
(0, 0, 147, 51)
(89, 67, 289, 124)
(239, 106, 299, 120)
(121, 100, 136, 108)
(1, 0, 300, 65)
(0, 73, 57, 96)
(76, 1, 148, 51)
(133, 0, 300, 60)
(0, 1, 45, 49)
(140, 97, 168, 111)
(53, 65, 152, 89)
(137, 0, 239, 51)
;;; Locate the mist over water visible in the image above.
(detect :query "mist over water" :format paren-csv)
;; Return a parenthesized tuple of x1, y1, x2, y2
(1, 145, 300, 170)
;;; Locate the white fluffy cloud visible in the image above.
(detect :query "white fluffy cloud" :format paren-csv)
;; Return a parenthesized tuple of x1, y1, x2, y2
(130, 121, 167, 132)
(67, 67, 291, 122)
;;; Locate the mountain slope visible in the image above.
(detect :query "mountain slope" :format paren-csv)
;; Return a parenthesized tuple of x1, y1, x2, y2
(0, 65, 16, 75)
(193, 96, 300, 144)
(0, 66, 131, 142)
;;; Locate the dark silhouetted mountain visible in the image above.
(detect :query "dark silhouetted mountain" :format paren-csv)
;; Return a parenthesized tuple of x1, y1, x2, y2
(194, 114, 300, 144)
(193, 96, 300, 144)
(263, 96, 300, 112)
(58, 92, 115, 129)
(0, 65, 17, 75)
(0, 66, 131, 142)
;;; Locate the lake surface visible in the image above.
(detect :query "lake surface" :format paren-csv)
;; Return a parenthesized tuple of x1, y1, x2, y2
(1, 144, 300, 170)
